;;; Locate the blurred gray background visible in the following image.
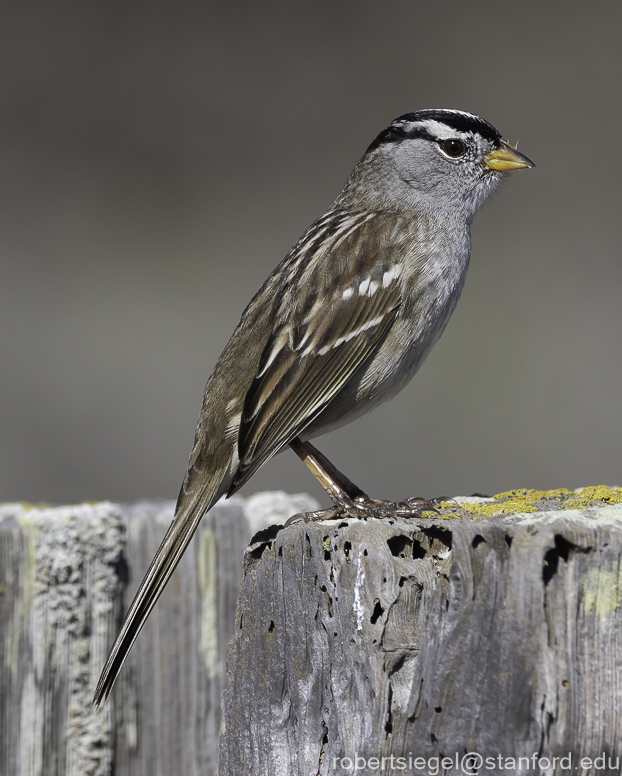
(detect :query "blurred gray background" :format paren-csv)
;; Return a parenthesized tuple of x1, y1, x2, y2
(1, 1, 620, 506)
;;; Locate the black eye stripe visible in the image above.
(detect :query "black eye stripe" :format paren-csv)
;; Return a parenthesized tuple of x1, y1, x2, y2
(367, 125, 439, 152)
(367, 125, 474, 154)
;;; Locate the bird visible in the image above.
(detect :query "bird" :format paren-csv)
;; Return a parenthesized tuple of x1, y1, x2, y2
(94, 108, 533, 704)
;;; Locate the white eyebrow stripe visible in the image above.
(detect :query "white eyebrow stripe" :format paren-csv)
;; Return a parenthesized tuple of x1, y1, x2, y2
(413, 119, 469, 140)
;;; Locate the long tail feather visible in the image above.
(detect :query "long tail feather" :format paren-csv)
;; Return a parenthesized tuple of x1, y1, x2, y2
(93, 477, 223, 705)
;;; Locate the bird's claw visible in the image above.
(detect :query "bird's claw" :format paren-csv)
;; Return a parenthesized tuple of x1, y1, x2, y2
(285, 493, 447, 526)
(284, 506, 345, 527)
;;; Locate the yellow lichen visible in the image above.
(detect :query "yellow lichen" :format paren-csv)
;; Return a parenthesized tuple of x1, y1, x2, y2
(431, 485, 622, 521)
(582, 563, 622, 616)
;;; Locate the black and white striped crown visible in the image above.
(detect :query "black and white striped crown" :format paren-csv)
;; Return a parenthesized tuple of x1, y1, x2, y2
(367, 109, 501, 153)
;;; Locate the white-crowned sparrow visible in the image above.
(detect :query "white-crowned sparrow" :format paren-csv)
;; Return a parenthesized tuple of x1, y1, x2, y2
(94, 109, 533, 703)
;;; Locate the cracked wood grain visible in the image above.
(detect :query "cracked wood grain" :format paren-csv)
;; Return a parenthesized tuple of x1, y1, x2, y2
(219, 506, 622, 775)
(0, 493, 317, 776)
(3, 497, 622, 775)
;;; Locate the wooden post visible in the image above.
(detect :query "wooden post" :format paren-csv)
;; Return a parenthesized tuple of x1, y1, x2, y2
(4, 491, 622, 775)
(0, 493, 317, 776)
(219, 494, 622, 775)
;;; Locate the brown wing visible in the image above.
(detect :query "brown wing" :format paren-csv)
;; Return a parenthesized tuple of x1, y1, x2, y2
(228, 209, 403, 494)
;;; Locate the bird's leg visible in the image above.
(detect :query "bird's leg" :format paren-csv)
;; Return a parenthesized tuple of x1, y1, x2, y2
(284, 438, 356, 524)
(289, 437, 366, 499)
(285, 437, 441, 526)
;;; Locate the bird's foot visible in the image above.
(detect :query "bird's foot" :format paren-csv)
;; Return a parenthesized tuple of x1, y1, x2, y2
(340, 493, 444, 519)
(284, 505, 344, 526)
(285, 494, 447, 526)
(286, 437, 450, 527)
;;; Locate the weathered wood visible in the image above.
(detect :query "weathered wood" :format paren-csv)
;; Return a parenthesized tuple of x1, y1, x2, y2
(220, 497, 622, 775)
(0, 492, 318, 776)
(0, 502, 123, 776)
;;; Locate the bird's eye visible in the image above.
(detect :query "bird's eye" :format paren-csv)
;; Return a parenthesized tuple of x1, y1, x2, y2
(440, 139, 466, 158)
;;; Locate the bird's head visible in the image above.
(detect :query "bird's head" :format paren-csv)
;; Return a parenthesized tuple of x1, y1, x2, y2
(342, 109, 534, 219)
